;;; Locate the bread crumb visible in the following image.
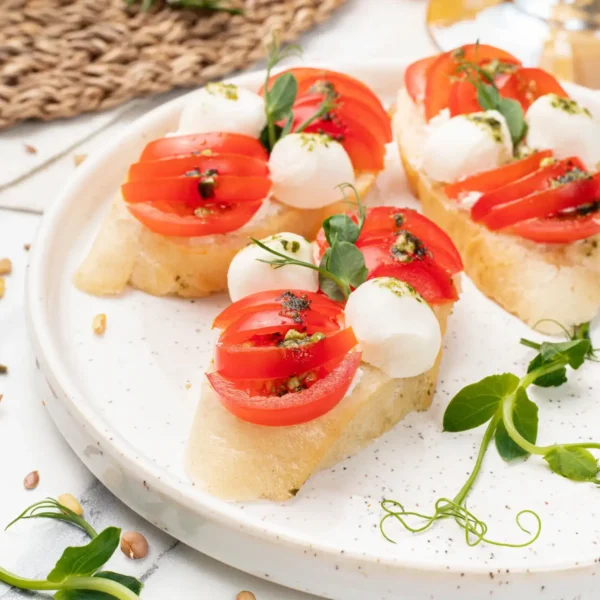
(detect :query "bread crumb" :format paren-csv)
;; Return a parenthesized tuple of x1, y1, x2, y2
(236, 593, 256, 600)
(74, 154, 87, 167)
(185, 382, 192, 390)
(24, 244, 31, 251)
(24, 143, 37, 154)
(93, 313, 107, 335)
(0, 258, 11, 275)
(0, 277, 5, 298)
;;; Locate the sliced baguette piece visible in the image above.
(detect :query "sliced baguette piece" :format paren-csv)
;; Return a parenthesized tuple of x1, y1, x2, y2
(186, 303, 452, 502)
(395, 87, 600, 335)
(74, 172, 376, 298)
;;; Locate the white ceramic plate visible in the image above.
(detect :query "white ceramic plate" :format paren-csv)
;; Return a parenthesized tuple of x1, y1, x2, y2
(27, 60, 600, 600)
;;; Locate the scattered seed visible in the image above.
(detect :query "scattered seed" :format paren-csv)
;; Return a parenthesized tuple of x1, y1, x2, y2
(93, 313, 107, 335)
(24, 471, 40, 490)
(58, 493, 84, 516)
(236, 592, 256, 600)
(120, 531, 149, 559)
(0, 277, 5, 298)
(24, 143, 37, 154)
(0, 258, 12, 275)
(0, 364, 7, 375)
(0, 394, 3, 403)
(24, 244, 31, 251)
(73, 154, 87, 167)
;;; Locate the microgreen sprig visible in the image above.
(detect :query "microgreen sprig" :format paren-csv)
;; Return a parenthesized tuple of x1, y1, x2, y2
(253, 183, 368, 301)
(260, 37, 338, 152)
(381, 323, 598, 547)
(0, 497, 143, 599)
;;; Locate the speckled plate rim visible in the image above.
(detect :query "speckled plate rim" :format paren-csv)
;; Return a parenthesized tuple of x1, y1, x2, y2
(25, 57, 599, 581)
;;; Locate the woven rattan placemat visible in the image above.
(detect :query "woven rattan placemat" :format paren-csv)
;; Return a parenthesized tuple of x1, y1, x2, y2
(0, 0, 347, 129)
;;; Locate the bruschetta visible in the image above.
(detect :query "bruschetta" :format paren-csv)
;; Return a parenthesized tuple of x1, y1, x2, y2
(187, 205, 463, 501)
(74, 63, 391, 298)
(394, 44, 600, 334)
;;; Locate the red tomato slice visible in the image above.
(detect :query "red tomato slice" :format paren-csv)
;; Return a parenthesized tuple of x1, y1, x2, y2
(122, 175, 271, 206)
(128, 154, 268, 182)
(445, 150, 553, 199)
(448, 79, 483, 117)
(262, 68, 389, 126)
(294, 93, 391, 146)
(405, 55, 437, 103)
(140, 133, 268, 162)
(215, 327, 357, 379)
(207, 351, 362, 426)
(368, 258, 458, 304)
(127, 201, 261, 237)
(424, 45, 521, 120)
(290, 101, 385, 172)
(471, 157, 586, 221)
(219, 308, 341, 344)
(509, 213, 600, 243)
(497, 67, 569, 111)
(213, 290, 344, 331)
(481, 174, 600, 231)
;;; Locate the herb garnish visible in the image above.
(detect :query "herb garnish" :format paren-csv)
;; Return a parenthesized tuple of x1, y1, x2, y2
(260, 37, 338, 152)
(455, 43, 527, 147)
(0, 498, 143, 599)
(381, 323, 597, 547)
(252, 183, 368, 301)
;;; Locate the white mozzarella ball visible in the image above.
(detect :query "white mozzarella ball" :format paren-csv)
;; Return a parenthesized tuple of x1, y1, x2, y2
(227, 233, 317, 302)
(421, 110, 513, 182)
(269, 133, 355, 209)
(526, 93, 600, 170)
(344, 278, 442, 379)
(177, 83, 266, 138)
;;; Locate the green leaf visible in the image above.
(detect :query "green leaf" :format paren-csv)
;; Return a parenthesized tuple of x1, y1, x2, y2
(328, 242, 368, 289)
(476, 83, 500, 110)
(267, 73, 298, 122)
(527, 353, 567, 387)
(259, 124, 283, 152)
(443, 373, 519, 432)
(54, 572, 143, 600)
(540, 339, 590, 370)
(322, 214, 360, 246)
(318, 250, 346, 302)
(48, 527, 121, 583)
(281, 112, 295, 136)
(497, 97, 527, 145)
(495, 387, 539, 461)
(544, 446, 599, 482)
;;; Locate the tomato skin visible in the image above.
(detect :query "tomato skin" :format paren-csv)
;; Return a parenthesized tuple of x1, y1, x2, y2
(128, 154, 269, 182)
(424, 44, 521, 120)
(482, 174, 600, 231)
(445, 150, 553, 200)
(122, 175, 271, 207)
(207, 351, 362, 426)
(509, 213, 600, 243)
(448, 79, 483, 117)
(213, 290, 344, 331)
(290, 101, 385, 172)
(471, 157, 586, 222)
(215, 327, 358, 379)
(140, 132, 268, 162)
(496, 67, 569, 111)
(405, 55, 437, 103)
(127, 201, 262, 237)
(368, 259, 458, 304)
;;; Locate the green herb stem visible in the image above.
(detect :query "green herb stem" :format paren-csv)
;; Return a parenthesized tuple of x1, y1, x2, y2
(295, 97, 335, 133)
(0, 567, 57, 591)
(519, 338, 541, 351)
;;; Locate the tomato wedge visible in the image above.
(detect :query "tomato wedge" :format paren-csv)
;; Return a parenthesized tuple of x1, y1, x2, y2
(290, 100, 385, 172)
(127, 201, 261, 237)
(496, 67, 569, 111)
(207, 351, 362, 426)
(445, 150, 553, 200)
(213, 290, 344, 331)
(424, 44, 521, 120)
(368, 259, 458, 304)
(122, 175, 270, 206)
(405, 55, 437, 103)
(471, 157, 586, 221)
(509, 212, 600, 243)
(481, 174, 600, 231)
(140, 132, 268, 162)
(215, 327, 357, 379)
(128, 154, 269, 182)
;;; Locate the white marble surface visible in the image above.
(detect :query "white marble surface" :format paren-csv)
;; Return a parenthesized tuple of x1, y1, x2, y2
(0, 1, 436, 597)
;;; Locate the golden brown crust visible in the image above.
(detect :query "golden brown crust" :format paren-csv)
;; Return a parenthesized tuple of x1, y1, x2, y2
(395, 89, 600, 334)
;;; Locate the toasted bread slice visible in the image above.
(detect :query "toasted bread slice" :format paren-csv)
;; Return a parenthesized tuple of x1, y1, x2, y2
(395, 88, 600, 335)
(74, 172, 376, 298)
(186, 303, 452, 502)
